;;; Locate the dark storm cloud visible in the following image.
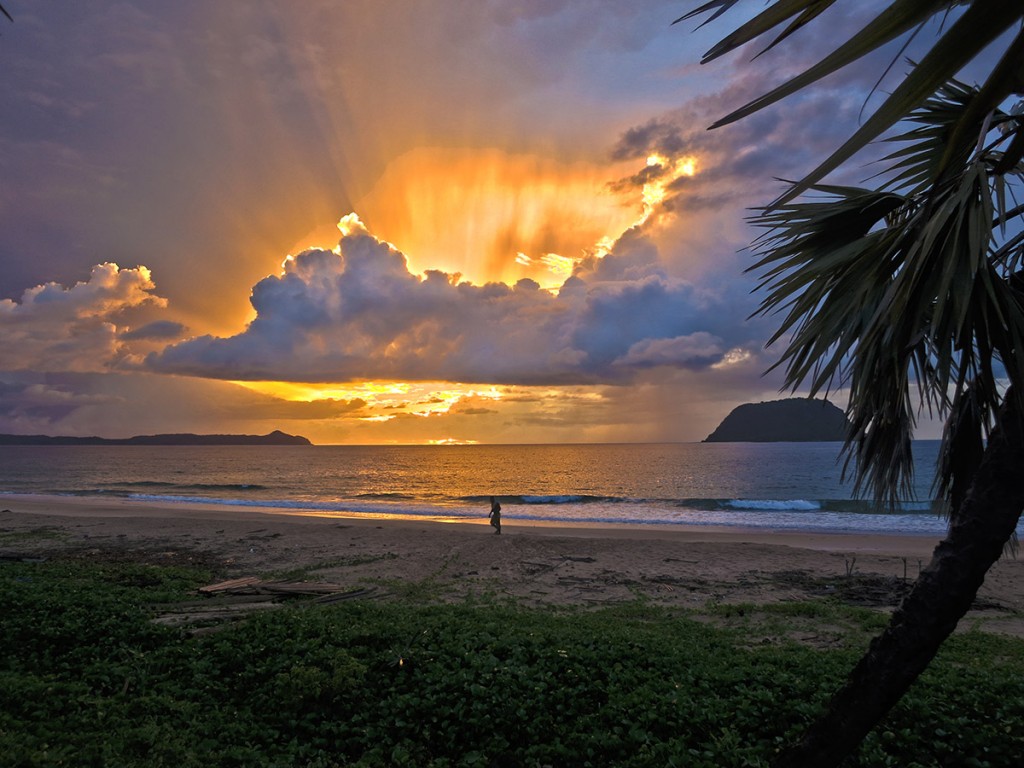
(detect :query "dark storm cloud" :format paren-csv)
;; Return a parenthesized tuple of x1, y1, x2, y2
(610, 118, 688, 161)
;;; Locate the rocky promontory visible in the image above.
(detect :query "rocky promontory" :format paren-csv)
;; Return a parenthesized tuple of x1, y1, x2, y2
(704, 398, 848, 442)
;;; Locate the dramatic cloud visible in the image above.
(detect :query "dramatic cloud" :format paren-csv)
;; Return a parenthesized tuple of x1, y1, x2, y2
(0, 2, 973, 443)
(0, 1, 698, 336)
(0, 263, 167, 372)
(149, 216, 756, 386)
(611, 118, 688, 162)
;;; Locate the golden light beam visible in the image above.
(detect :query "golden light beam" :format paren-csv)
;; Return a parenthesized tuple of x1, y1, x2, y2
(284, 150, 702, 293)
(352, 147, 641, 287)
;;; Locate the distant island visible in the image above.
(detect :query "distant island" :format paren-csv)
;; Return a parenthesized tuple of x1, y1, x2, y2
(704, 398, 848, 442)
(0, 430, 312, 446)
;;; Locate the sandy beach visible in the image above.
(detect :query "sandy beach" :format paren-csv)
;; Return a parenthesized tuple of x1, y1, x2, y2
(2, 493, 1022, 636)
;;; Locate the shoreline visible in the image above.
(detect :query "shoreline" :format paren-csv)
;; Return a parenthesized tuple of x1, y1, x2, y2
(1, 493, 1022, 636)
(1, 492, 943, 552)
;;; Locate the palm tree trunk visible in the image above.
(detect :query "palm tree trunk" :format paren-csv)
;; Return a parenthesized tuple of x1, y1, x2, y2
(774, 394, 1024, 768)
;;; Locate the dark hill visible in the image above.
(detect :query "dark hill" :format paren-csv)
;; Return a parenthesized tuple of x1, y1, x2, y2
(704, 398, 848, 442)
(0, 430, 312, 446)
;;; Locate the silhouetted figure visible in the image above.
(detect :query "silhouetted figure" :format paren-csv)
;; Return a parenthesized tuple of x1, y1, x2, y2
(488, 496, 501, 535)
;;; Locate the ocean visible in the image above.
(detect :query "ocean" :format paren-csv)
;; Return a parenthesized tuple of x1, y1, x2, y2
(0, 441, 988, 537)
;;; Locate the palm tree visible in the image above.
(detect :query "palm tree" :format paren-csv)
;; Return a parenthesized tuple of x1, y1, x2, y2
(680, 2, 1024, 766)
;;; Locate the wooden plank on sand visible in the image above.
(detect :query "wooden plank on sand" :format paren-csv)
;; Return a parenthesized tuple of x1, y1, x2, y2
(152, 602, 282, 626)
(314, 587, 377, 604)
(254, 581, 347, 595)
(198, 576, 263, 593)
(198, 578, 355, 597)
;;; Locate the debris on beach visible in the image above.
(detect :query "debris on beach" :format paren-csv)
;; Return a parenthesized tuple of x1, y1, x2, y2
(152, 577, 379, 634)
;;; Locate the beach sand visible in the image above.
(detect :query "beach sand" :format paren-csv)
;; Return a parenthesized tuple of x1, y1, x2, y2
(2, 494, 1022, 637)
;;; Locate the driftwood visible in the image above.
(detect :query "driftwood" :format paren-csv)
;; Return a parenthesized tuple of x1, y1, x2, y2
(314, 587, 378, 604)
(198, 576, 263, 593)
(152, 600, 283, 626)
(152, 578, 379, 633)
(198, 577, 356, 596)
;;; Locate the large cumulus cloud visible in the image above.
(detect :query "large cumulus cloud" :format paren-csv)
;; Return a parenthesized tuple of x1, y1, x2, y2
(0, 263, 167, 372)
(149, 216, 755, 385)
(0, 1, 701, 334)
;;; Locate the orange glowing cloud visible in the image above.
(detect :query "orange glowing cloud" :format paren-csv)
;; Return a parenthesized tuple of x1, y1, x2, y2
(285, 148, 702, 291)
(350, 147, 640, 287)
(230, 379, 505, 420)
(641, 154, 697, 216)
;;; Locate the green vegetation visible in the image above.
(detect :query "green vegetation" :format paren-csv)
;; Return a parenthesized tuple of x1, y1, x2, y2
(0, 527, 66, 544)
(2, 559, 1023, 767)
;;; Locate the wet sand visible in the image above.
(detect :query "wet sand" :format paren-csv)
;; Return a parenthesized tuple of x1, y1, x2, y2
(2, 493, 1022, 636)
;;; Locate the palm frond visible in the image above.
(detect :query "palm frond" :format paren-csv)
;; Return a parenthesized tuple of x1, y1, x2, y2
(994, 129, 1024, 175)
(751, 136, 1024, 505)
(938, 27, 1024, 181)
(876, 79, 978, 195)
(771, 2, 1024, 205)
(758, 1, 839, 59)
(673, 1, 741, 28)
(936, 377, 986, 516)
(680, 0, 841, 63)
(707, 0, 943, 128)
(685, 1, 1024, 206)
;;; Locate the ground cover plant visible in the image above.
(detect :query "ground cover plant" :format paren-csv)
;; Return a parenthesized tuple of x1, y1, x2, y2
(1, 558, 1022, 767)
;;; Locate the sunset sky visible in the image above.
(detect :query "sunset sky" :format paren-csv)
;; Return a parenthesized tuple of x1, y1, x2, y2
(0, 1, 980, 444)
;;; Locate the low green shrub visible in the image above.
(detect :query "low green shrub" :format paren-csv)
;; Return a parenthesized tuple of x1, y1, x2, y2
(1, 560, 1021, 767)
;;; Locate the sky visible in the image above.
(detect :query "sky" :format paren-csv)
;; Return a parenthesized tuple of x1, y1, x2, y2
(0, 1, 971, 444)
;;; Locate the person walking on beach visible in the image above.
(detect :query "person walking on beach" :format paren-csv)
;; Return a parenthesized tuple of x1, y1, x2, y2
(488, 496, 502, 535)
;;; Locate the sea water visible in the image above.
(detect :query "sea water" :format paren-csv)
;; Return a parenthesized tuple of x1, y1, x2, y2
(0, 441, 985, 536)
